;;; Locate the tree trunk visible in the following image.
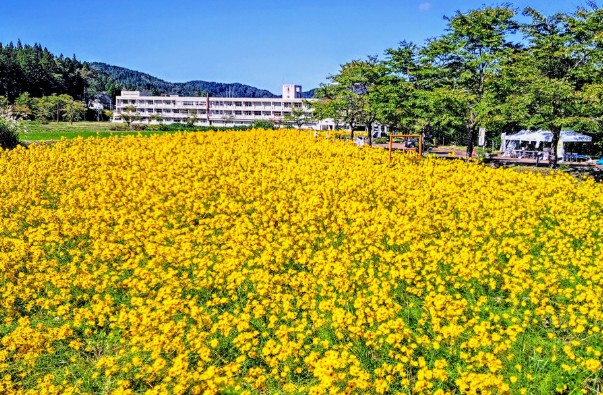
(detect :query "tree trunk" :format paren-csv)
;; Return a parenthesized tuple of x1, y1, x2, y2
(465, 113, 477, 158)
(366, 124, 372, 146)
(466, 125, 477, 158)
(549, 127, 561, 168)
(349, 122, 355, 139)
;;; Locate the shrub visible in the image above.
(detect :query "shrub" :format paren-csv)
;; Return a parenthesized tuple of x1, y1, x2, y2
(251, 119, 276, 129)
(0, 116, 21, 150)
(109, 123, 129, 131)
(130, 123, 148, 131)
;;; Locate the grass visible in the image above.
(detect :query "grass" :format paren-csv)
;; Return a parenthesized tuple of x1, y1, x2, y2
(17, 121, 179, 141)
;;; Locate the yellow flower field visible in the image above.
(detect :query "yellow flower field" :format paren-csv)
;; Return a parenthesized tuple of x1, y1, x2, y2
(0, 130, 602, 394)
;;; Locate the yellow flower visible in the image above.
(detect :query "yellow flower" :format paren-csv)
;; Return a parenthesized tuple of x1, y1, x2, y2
(1, 130, 602, 393)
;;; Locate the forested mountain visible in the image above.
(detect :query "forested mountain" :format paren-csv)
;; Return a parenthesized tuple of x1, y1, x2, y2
(0, 41, 317, 104)
(90, 62, 316, 98)
(90, 62, 278, 98)
(301, 89, 316, 99)
(0, 40, 98, 102)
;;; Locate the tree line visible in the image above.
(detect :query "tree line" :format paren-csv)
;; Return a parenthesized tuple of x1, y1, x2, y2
(311, 4, 603, 166)
(0, 40, 110, 102)
(2, 93, 93, 124)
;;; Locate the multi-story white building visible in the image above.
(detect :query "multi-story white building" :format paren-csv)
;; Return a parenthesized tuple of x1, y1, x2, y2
(113, 84, 335, 130)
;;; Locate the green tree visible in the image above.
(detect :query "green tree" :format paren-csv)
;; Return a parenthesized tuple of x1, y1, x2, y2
(120, 105, 140, 129)
(500, 6, 603, 166)
(357, 57, 388, 145)
(580, 82, 603, 154)
(13, 92, 33, 120)
(51, 94, 72, 123)
(375, 42, 424, 133)
(150, 112, 163, 124)
(418, 6, 518, 156)
(313, 57, 383, 143)
(32, 96, 54, 122)
(309, 92, 345, 130)
(103, 109, 114, 121)
(284, 103, 312, 129)
(186, 109, 198, 127)
(62, 97, 86, 124)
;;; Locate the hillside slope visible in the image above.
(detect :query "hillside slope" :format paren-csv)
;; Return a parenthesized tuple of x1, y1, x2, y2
(90, 62, 316, 98)
(89, 63, 276, 98)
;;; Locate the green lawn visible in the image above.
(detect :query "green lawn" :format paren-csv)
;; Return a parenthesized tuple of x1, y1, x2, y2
(18, 121, 178, 141)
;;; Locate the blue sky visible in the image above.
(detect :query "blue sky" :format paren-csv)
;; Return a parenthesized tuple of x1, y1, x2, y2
(0, 0, 592, 94)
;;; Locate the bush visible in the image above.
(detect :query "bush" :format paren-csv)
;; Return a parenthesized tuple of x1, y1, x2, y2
(250, 120, 276, 130)
(0, 117, 21, 150)
(109, 123, 129, 131)
(130, 123, 149, 131)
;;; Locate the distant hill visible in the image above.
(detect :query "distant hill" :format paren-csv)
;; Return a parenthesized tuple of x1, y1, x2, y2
(301, 89, 316, 99)
(90, 62, 316, 99)
(0, 40, 316, 103)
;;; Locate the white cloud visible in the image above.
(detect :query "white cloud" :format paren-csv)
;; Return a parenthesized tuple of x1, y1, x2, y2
(419, 2, 432, 12)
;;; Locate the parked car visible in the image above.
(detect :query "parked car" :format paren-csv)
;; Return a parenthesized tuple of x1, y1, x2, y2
(372, 131, 389, 139)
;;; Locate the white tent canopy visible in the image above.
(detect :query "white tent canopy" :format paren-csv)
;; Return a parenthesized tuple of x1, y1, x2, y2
(500, 130, 533, 151)
(500, 130, 592, 161)
(505, 130, 592, 143)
